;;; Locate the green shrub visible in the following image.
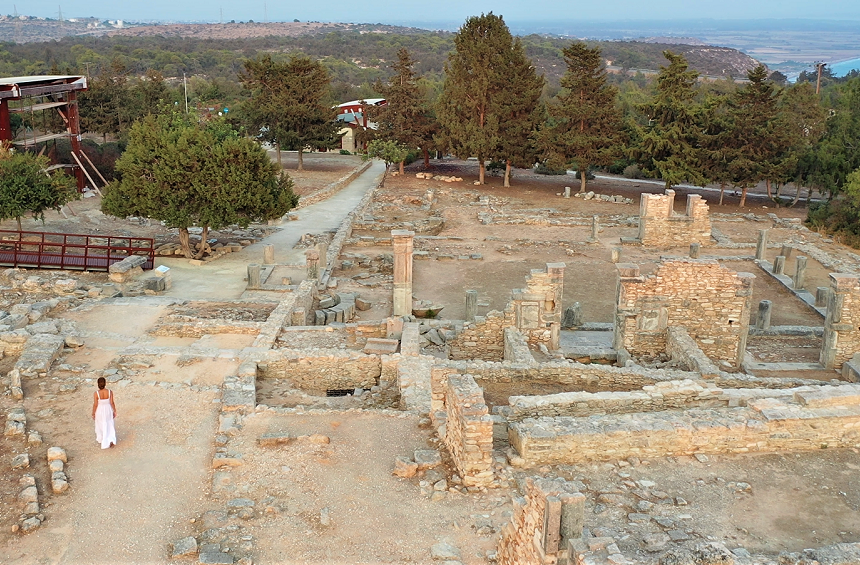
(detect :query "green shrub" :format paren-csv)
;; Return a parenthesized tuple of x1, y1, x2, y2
(487, 160, 504, 176)
(623, 164, 643, 179)
(339, 149, 351, 155)
(534, 162, 568, 176)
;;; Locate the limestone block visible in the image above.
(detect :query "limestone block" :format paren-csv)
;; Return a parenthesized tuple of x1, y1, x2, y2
(12, 453, 29, 469)
(47, 446, 67, 463)
(414, 449, 442, 470)
(171, 536, 198, 558)
(18, 486, 38, 504)
(392, 456, 418, 478)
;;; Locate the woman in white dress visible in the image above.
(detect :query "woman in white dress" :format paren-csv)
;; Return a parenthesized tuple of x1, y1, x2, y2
(91, 377, 117, 449)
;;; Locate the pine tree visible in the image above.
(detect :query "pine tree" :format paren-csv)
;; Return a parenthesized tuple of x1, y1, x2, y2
(0, 151, 78, 231)
(437, 13, 520, 185)
(805, 77, 860, 199)
(635, 51, 706, 190)
(723, 65, 781, 207)
(537, 42, 624, 193)
(79, 58, 133, 142)
(774, 82, 826, 205)
(492, 38, 544, 187)
(241, 55, 342, 171)
(366, 48, 436, 173)
(102, 113, 298, 259)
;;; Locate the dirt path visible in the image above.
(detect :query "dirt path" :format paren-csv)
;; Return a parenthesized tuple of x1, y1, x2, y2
(5, 384, 218, 564)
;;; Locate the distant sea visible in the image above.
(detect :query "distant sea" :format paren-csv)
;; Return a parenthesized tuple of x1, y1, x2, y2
(830, 57, 860, 76)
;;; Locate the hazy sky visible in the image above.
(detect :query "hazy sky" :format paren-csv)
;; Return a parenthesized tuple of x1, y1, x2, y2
(9, 0, 860, 24)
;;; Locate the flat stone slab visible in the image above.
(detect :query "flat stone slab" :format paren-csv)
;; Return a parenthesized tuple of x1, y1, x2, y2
(257, 433, 293, 447)
(199, 552, 233, 564)
(363, 338, 399, 355)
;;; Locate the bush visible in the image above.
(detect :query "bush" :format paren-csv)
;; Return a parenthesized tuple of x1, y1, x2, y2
(534, 162, 568, 176)
(339, 149, 351, 155)
(623, 164, 643, 179)
(487, 160, 504, 176)
(575, 169, 595, 180)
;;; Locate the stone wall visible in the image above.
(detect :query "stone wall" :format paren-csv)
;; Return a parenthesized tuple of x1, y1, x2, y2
(496, 477, 585, 565)
(614, 259, 754, 368)
(441, 374, 494, 487)
(821, 273, 860, 369)
(509, 384, 860, 465)
(448, 310, 509, 361)
(637, 190, 712, 247)
(503, 327, 535, 364)
(295, 160, 371, 210)
(666, 326, 720, 377)
(257, 349, 381, 391)
(501, 379, 829, 421)
(448, 263, 565, 360)
(150, 319, 262, 338)
(511, 263, 565, 351)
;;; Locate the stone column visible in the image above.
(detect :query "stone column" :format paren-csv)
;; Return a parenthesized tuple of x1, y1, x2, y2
(392, 230, 415, 317)
(780, 244, 793, 259)
(590, 215, 600, 241)
(263, 244, 275, 265)
(610, 247, 621, 264)
(465, 290, 478, 322)
(305, 249, 320, 280)
(755, 300, 772, 331)
(317, 242, 328, 272)
(546, 263, 566, 350)
(735, 273, 756, 368)
(755, 229, 768, 260)
(689, 243, 700, 259)
(794, 256, 807, 290)
(247, 264, 261, 289)
(563, 186, 571, 198)
(816, 287, 829, 307)
(773, 255, 786, 275)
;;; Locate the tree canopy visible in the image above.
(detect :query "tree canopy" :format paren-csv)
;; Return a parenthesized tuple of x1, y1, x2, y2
(0, 149, 78, 231)
(101, 112, 298, 258)
(437, 13, 542, 185)
(240, 54, 342, 171)
(365, 48, 437, 172)
(537, 42, 625, 193)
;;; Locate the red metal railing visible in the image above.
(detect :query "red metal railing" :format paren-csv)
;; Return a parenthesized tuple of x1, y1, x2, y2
(0, 230, 154, 272)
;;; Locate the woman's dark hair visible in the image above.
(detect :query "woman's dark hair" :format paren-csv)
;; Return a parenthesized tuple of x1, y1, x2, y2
(97, 377, 106, 389)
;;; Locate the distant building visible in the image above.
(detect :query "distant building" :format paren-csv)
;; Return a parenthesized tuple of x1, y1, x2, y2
(336, 98, 385, 152)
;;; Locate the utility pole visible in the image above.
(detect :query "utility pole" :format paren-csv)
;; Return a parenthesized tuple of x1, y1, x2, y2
(183, 73, 189, 114)
(815, 62, 826, 95)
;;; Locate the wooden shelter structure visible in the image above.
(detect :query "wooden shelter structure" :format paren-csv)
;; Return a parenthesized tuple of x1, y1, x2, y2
(0, 75, 89, 191)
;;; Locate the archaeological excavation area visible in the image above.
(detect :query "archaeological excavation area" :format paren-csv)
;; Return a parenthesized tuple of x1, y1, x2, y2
(2, 159, 860, 565)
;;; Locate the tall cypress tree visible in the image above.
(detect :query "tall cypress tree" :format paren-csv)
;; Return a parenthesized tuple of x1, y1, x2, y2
(723, 65, 781, 207)
(438, 13, 518, 185)
(537, 42, 624, 193)
(366, 48, 436, 173)
(492, 38, 544, 187)
(635, 51, 705, 190)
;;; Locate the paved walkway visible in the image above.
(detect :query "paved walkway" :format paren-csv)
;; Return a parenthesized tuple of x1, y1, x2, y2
(156, 160, 385, 301)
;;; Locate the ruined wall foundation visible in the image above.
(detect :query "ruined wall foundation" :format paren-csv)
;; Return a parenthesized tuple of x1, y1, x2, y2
(636, 190, 712, 247)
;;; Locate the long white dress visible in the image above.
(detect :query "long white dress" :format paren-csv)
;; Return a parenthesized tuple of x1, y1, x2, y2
(94, 390, 117, 449)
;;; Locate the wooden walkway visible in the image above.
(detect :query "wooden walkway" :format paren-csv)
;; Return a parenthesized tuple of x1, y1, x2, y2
(0, 230, 154, 272)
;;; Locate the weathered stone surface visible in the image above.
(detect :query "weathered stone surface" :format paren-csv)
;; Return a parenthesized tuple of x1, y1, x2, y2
(392, 456, 418, 478)
(48, 459, 64, 473)
(171, 536, 198, 558)
(47, 446, 67, 463)
(20, 516, 41, 532)
(51, 478, 69, 494)
(198, 552, 234, 564)
(257, 433, 293, 447)
(431, 542, 461, 561)
(12, 453, 30, 469)
(363, 337, 399, 355)
(414, 449, 442, 470)
(18, 486, 38, 504)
